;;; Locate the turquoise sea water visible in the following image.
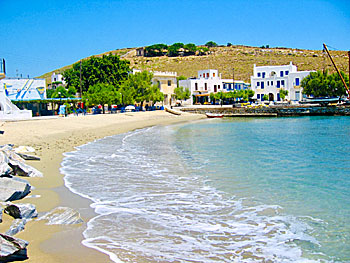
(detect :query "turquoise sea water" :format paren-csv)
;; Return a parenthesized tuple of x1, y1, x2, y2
(62, 116, 350, 262)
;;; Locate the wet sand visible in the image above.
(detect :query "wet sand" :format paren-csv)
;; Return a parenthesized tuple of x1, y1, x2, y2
(0, 110, 205, 262)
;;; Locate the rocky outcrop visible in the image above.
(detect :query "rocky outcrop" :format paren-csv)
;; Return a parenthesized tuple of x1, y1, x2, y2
(4, 203, 38, 220)
(0, 145, 42, 178)
(0, 233, 28, 261)
(5, 219, 27, 237)
(38, 207, 83, 225)
(0, 177, 31, 202)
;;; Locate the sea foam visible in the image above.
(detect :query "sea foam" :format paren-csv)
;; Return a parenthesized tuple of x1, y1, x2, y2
(62, 125, 323, 262)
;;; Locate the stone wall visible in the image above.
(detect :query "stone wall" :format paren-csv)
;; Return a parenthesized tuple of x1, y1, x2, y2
(180, 105, 350, 117)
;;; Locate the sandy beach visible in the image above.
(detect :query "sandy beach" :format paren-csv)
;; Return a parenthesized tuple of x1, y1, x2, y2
(0, 110, 205, 262)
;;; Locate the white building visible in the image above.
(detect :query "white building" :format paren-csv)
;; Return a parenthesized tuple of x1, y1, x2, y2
(51, 72, 65, 85)
(179, 69, 224, 104)
(250, 62, 312, 102)
(179, 69, 250, 105)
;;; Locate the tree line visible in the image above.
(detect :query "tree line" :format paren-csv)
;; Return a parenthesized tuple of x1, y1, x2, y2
(301, 70, 349, 98)
(49, 54, 168, 112)
(144, 42, 220, 57)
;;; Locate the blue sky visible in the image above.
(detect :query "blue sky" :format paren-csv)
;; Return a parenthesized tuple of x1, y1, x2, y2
(1, 0, 349, 78)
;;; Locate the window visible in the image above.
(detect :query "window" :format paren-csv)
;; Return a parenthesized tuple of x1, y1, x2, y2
(271, 81, 273, 86)
(213, 73, 216, 77)
(206, 73, 209, 78)
(280, 71, 284, 77)
(195, 83, 198, 90)
(262, 72, 266, 78)
(277, 80, 280, 88)
(257, 72, 261, 77)
(261, 82, 264, 89)
(296, 78, 300, 86)
(218, 85, 220, 90)
(281, 80, 285, 86)
(285, 71, 289, 75)
(205, 83, 207, 90)
(257, 82, 260, 87)
(257, 94, 261, 99)
(267, 81, 269, 86)
(168, 80, 171, 86)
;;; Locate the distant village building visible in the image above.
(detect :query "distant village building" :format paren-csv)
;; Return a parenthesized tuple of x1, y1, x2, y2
(51, 72, 65, 84)
(132, 69, 177, 106)
(179, 69, 250, 105)
(250, 62, 312, 102)
(136, 47, 145, 57)
(48, 72, 66, 89)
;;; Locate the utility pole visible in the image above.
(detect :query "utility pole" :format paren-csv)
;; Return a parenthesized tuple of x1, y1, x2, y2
(79, 60, 82, 98)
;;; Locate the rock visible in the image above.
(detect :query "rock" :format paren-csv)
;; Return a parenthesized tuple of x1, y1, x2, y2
(38, 207, 83, 225)
(13, 146, 35, 154)
(0, 145, 42, 177)
(5, 219, 27, 236)
(4, 203, 38, 219)
(0, 177, 31, 202)
(16, 153, 40, 161)
(0, 233, 28, 261)
(0, 151, 11, 177)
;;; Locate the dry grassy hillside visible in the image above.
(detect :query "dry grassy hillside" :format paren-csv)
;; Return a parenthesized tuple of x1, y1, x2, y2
(39, 45, 349, 84)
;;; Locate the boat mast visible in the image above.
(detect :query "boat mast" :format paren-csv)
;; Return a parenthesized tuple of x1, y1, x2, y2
(323, 43, 350, 98)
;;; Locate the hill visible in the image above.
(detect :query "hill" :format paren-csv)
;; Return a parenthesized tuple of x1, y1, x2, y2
(39, 45, 349, 85)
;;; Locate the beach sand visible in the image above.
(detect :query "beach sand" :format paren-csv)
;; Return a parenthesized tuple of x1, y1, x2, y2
(0, 110, 205, 262)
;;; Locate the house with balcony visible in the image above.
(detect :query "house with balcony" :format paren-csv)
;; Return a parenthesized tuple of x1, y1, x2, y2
(179, 69, 225, 104)
(250, 62, 312, 102)
(179, 69, 250, 105)
(222, 80, 250, 91)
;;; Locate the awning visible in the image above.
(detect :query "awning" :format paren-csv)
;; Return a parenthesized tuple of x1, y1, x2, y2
(194, 93, 210, 97)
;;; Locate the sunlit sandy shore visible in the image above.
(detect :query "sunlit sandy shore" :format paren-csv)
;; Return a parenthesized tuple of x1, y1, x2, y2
(0, 110, 205, 262)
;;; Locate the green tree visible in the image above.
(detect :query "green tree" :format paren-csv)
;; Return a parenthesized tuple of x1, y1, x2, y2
(301, 70, 349, 97)
(263, 94, 268, 101)
(147, 85, 164, 106)
(227, 43, 232, 47)
(168, 43, 184, 57)
(49, 86, 76, 99)
(184, 43, 197, 56)
(197, 46, 209, 56)
(63, 54, 130, 93)
(205, 41, 218, 48)
(83, 83, 121, 113)
(144, 44, 168, 57)
(121, 71, 154, 109)
(174, 86, 190, 101)
(279, 88, 289, 100)
(46, 89, 55, 98)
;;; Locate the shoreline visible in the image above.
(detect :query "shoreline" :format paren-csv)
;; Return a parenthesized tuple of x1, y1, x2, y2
(0, 111, 205, 262)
